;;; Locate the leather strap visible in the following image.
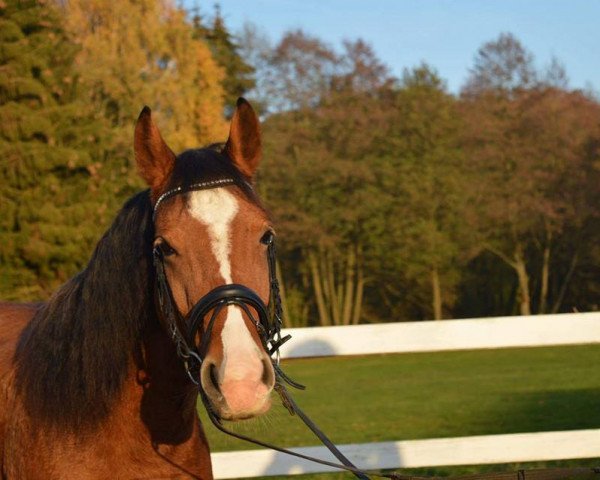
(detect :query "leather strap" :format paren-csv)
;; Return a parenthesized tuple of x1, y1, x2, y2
(200, 385, 384, 480)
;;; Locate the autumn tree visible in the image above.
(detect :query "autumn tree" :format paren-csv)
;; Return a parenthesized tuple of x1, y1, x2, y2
(461, 33, 600, 315)
(463, 32, 536, 96)
(523, 89, 600, 313)
(65, 0, 228, 154)
(258, 34, 396, 325)
(232, 25, 600, 322)
(257, 32, 472, 323)
(265, 29, 340, 112)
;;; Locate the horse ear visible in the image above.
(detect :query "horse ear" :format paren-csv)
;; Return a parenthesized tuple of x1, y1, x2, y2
(224, 98, 262, 180)
(134, 106, 176, 197)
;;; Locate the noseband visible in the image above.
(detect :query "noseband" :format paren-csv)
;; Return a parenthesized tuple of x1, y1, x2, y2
(151, 179, 397, 480)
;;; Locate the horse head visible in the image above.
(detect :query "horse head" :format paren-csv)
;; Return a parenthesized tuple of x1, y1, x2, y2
(134, 99, 276, 421)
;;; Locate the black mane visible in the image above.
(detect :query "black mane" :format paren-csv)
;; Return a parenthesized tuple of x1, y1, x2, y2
(15, 191, 155, 429)
(13, 147, 254, 430)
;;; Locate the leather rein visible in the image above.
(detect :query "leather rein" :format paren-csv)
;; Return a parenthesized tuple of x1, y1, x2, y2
(151, 179, 399, 480)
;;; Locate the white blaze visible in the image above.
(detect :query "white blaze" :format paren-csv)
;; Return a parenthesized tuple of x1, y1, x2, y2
(188, 189, 262, 381)
(189, 189, 238, 284)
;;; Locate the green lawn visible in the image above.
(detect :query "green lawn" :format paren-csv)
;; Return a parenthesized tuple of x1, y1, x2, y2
(198, 344, 600, 478)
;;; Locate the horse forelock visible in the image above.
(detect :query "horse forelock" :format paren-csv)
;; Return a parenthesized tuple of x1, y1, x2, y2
(167, 147, 258, 203)
(14, 191, 155, 430)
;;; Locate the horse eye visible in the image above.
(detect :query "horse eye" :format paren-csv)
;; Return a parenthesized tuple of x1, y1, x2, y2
(260, 230, 274, 245)
(157, 240, 177, 257)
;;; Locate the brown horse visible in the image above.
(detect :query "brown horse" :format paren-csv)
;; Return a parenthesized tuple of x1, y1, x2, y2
(0, 99, 277, 479)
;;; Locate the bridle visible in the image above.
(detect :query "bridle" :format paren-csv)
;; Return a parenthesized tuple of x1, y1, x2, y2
(151, 179, 399, 480)
(152, 178, 293, 382)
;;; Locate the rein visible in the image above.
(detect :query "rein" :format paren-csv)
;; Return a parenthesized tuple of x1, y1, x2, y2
(151, 181, 398, 480)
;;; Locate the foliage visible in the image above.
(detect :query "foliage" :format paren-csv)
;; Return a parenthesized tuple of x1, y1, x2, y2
(460, 33, 600, 315)
(0, 0, 229, 300)
(463, 32, 537, 96)
(0, 0, 108, 299)
(65, 0, 227, 153)
(257, 29, 600, 323)
(191, 4, 256, 117)
(1, 4, 598, 323)
(376, 65, 470, 320)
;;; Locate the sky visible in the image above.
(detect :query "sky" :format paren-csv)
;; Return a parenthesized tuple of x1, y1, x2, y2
(187, 0, 600, 94)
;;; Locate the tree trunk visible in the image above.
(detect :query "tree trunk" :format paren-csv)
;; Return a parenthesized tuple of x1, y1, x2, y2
(431, 266, 443, 320)
(309, 245, 365, 326)
(551, 250, 579, 313)
(514, 244, 531, 316)
(342, 245, 356, 325)
(308, 250, 329, 326)
(351, 262, 364, 325)
(324, 250, 341, 325)
(538, 231, 552, 314)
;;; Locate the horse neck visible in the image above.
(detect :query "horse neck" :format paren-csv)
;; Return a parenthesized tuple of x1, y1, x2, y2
(130, 322, 200, 444)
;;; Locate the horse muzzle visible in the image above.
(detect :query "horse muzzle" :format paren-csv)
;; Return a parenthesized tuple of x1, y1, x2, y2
(186, 284, 276, 420)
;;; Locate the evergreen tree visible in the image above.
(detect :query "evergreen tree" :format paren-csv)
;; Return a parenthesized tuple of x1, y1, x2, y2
(0, 0, 107, 299)
(192, 4, 256, 117)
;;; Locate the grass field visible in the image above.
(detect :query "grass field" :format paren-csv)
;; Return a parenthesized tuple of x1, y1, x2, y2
(198, 344, 600, 478)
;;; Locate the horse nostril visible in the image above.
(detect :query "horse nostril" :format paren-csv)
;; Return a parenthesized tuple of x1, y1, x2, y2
(209, 363, 221, 393)
(200, 360, 222, 398)
(261, 359, 275, 389)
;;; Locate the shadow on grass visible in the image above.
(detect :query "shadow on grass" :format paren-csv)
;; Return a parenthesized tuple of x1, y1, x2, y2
(479, 388, 600, 434)
(257, 388, 600, 478)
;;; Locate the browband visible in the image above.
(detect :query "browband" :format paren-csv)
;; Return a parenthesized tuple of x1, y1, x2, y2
(152, 178, 237, 220)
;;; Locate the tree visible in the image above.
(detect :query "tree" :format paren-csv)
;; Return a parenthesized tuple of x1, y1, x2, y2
(258, 35, 395, 325)
(0, 0, 108, 299)
(463, 32, 536, 97)
(266, 29, 339, 112)
(461, 33, 600, 315)
(376, 65, 469, 320)
(192, 4, 256, 117)
(260, 109, 371, 326)
(523, 89, 600, 313)
(332, 39, 394, 94)
(64, 0, 228, 153)
(0, 0, 233, 300)
(257, 34, 475, 323)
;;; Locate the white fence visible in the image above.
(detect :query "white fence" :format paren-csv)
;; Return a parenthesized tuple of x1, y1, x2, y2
(278, 311, 600, 358)
(211, 312, 600, 478)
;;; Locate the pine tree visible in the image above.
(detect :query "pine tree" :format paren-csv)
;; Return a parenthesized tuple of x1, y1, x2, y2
(193, 4, 256, 116)
(0, 0, 108, 299)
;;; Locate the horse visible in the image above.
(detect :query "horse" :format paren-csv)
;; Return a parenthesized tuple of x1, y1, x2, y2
(0, 99, 278, 479)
